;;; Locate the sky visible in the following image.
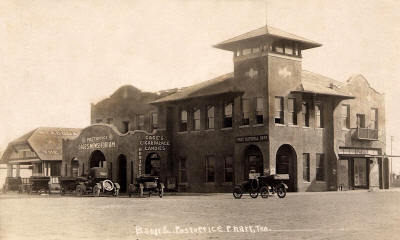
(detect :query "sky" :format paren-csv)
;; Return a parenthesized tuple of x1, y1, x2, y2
(0, 0, 399, 170)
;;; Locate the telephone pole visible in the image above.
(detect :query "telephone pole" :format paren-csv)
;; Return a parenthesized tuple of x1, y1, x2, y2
(391, 136, 394, 186)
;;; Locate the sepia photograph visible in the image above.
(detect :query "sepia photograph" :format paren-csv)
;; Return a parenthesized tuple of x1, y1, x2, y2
(0, 0, 399, 239)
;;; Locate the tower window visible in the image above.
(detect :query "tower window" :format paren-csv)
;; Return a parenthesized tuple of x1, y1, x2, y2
(274, 97, 284, 124)
(288, 98, 297, 125)
(180, 110, 188, 132)
(255, 97, 264, 124)
(302, 102, 310, 127)
(241, 98, 250, 126)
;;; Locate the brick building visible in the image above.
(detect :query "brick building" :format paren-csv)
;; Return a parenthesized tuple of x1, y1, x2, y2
(61, 25, 388, 192)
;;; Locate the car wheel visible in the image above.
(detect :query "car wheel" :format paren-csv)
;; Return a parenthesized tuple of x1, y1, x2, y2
(260, 186, 269, 198)
(250, 190, 259, 199)
(277, 185, 287, 198)
(233, 186, 242, 199)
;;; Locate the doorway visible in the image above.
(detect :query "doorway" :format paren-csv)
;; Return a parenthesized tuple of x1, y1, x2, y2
(276, 144, 297, 191)
(89, 150, 106, 168)
(145, 153, 161, 176)
(338, 159, 349, 190)
(117, 154, 127, 193)
(244, 145, 263, 180)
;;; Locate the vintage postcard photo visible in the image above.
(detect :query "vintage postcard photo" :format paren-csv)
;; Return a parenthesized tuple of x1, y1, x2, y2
(0, 1, 399, 239)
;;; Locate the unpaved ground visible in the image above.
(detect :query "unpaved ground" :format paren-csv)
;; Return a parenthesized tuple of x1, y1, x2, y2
(0, 191, 399, 240)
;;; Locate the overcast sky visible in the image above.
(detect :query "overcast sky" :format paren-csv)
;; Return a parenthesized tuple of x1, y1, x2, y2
(0, 0, 399, 169)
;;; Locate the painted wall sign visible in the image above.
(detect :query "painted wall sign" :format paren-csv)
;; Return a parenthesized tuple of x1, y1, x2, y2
(139, 135, 169, 151)
(339, 148, 379, 156)
(235, 135, 269, 143)
(138, 147, 143, 177)
(78, 135, 117, 150)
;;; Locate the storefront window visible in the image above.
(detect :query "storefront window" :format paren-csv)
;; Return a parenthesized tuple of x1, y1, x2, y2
(179, 157, 187, 183)
(224, 156, 233, 182)
(206, 156, 215, 182)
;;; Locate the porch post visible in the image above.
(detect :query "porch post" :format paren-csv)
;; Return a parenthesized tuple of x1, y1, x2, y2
(7, 164, 13, 177)
(16, 164, 20, 177)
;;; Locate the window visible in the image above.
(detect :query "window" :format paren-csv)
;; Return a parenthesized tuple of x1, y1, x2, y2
(241, 98, 250, 125)
(223, 102, 233, 128)
(193, 108, 201, 130)
(356, 114, 365, 128)
(315, 103, 323, 128)
(96, 119, 103, 123)
(151, 112, 158, 131)
(122, 121, 130, 133)
(274, 97, 284, 124)
(302, 102, 310, 127)
(206, 156, 215, 182)
(106, 118, 113, 125)
(303, 153, 310, 182)
(180, 110, 188, 132)
(316, 154, 325, 181)
(50, 162, 61, 176)
(242, 48, 252, 55)
(179, 157, 187, 183)
(206, 106, 215, 129)
(341, 105, 350, 129)
(370, 108, 378, 129)
(288, 98, 297, 125)
(284, 42, 293, 55)
(224, 156, 233, 182)
(272, 41, 284, 53)
(255, 97, 264, 124)
(137, 115, 145, 130)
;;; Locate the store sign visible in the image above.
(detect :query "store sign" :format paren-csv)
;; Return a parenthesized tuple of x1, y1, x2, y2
(78, 135, 117, 150)
(235, 135, 269, 143)
(339, 148, 379, 156)
(139, 135, 169, 151)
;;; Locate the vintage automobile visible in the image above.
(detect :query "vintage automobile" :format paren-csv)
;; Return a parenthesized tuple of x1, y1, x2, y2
(74, 167, 120, 197)
(2, 177, 22, 193)
(28, 176, 51, 194)
(128, 175, 164, 198)
(233, 171, 288, 199)
(18, 178, 31, 193)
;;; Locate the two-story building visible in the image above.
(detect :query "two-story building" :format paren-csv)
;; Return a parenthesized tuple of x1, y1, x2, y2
(60, 25, 388, 192)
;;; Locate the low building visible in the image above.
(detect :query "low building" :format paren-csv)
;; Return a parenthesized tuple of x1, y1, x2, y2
(0, 127, 81, 178)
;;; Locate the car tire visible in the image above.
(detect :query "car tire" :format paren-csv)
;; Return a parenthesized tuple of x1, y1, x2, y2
(250, 190, 259, 198)
(233, 186, 243, 199)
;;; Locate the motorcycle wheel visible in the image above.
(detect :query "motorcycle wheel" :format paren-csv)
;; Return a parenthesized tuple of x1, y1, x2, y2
(233, 186, 243, 199)
(277, 185, 287, 198)
(260, 186, 269, 198)
(250, 190, 259, 198)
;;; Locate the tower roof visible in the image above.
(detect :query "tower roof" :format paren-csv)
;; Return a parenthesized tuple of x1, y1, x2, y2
(214, 25, 322, 51)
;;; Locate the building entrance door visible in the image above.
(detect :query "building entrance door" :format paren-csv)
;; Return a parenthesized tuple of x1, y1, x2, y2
(117, 154, 127, 192)
(354, 158, 367, 188)
(244, 145, 263, 180)
(276, 145, 297, 191)
(338, 159, 349, 190)
(145, 153, 161, 176)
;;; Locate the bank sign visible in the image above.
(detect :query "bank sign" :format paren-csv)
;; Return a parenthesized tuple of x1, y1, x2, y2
(235, 135, 269, 143)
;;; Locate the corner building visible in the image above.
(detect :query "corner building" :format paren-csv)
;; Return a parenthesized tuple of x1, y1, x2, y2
(62, 25, 389, 192)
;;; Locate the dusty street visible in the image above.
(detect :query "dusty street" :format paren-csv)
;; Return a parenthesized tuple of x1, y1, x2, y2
(0, 190, 399, 240)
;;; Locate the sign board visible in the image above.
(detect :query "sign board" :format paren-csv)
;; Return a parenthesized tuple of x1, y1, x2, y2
(139, 135, 170, 151)
(339, 148, 379, 156)
(235, 135, 268, 144)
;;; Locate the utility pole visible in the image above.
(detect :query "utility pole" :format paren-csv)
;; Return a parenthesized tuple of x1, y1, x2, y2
(391, 136, 394, 186)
